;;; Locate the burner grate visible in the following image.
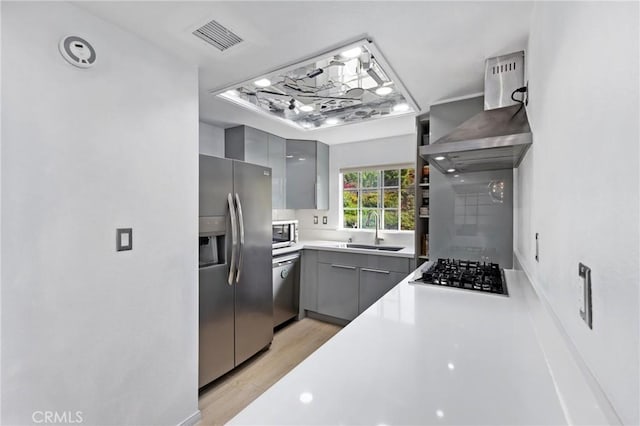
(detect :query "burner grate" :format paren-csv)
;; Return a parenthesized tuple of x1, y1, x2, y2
(416, 258, 507, 295)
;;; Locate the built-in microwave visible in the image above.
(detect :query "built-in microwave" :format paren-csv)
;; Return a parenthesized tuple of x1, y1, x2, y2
(272, 220, 298, 249)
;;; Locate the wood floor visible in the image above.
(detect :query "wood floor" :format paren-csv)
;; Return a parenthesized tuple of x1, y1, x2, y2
(197, 318, 342, 426)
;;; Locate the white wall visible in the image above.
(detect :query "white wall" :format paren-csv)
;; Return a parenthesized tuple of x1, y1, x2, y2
(298, 134, 415, 246)
(0, 2, 3, 422)
(199, 121, 225, 157)
(515, 2, 639, 424)
(1, 2, 199, 425)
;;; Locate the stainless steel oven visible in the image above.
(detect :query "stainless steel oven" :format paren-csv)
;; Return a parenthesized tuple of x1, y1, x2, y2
(272, 220, 298, 249)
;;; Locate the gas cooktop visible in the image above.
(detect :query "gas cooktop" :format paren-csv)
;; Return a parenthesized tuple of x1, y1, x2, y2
(412, 258, 508, 296)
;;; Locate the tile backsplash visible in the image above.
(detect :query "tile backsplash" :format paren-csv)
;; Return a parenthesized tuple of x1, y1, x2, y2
(302, 228, 414, 247)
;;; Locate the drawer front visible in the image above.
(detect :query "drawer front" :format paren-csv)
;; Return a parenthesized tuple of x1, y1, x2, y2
(316, 250, 410, 273)
(317, 262, 359, 321)
(363, 255, 410, 274)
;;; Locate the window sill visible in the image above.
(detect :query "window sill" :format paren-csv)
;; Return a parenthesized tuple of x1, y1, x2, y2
(337, 228, 414, 235)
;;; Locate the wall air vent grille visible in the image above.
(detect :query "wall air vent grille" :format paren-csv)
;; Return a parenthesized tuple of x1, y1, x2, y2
(491, 62, 517, 75)
(193, 20, 242, 51)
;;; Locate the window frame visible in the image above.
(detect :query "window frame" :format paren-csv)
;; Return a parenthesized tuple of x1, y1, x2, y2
(339, 164, 415, 233)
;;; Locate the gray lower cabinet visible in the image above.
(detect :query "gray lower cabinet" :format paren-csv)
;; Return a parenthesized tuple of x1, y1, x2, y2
(300, 249, 318, 312)
(358, 268, 406, 313)
(301, 249, 410, 322)
(317, 263, 359, 321)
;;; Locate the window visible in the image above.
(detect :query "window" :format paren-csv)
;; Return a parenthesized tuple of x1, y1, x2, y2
(341, 167, 415, 231)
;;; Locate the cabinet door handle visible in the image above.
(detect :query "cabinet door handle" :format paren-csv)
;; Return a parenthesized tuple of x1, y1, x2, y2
(331, 264, 356, 270)
(361, 268, 390, 274)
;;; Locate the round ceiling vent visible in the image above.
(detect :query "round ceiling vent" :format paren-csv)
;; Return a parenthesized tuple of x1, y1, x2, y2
(59, 36, 96, 68)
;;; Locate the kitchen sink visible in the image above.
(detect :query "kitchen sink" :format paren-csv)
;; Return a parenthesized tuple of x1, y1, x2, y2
(346, 243, 404, 252)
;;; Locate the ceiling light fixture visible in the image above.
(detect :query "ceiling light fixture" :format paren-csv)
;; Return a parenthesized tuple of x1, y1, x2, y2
(340, 46, 362, 59)
(393, 103, 410, 112)
(434, 156, 445, 161)
(375, 86, 393, 96)
(213, 39, 419, 130)
(254, 78, 271, 87)
(447, 168, 456, 173)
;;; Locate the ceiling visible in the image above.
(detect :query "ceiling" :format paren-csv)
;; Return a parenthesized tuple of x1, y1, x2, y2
(77, 1, 533, 144)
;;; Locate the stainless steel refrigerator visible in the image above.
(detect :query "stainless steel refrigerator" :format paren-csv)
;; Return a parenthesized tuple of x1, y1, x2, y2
(198, 154, 273, 388)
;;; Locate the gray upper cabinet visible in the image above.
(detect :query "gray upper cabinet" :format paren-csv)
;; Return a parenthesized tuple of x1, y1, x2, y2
(225, 125, 286, 209)
(286, 139, 329, 209)
(268, 134, 286, 209)
(243, 127, 269, 167)
(316, 142, 329, 210)
(225, 126, 268, 167)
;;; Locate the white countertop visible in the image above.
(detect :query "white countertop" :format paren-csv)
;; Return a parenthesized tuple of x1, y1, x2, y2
(273, 240, 415, 258)
(230, 263, 572, 425)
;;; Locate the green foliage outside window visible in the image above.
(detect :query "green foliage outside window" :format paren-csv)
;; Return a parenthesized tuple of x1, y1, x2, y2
(341, 167, 415, 231)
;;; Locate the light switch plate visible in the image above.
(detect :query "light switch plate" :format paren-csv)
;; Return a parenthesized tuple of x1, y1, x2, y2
(116, 228, 132, 251)
(313, 216, 318, 224)
(322, 216, 328, 224)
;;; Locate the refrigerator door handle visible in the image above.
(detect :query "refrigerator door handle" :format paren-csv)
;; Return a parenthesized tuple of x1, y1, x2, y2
(227, 193, 238, 285)
(235, 193, 245, 283)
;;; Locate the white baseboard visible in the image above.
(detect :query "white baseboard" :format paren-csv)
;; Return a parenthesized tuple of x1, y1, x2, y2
(178, 410, 201, 426)
(513, 250, 622, 425)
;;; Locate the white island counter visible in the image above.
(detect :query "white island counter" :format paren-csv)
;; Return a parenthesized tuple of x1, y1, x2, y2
(229, 262, 607, 425)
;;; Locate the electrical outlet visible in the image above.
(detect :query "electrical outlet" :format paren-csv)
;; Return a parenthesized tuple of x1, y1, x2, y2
(313, 216, 318, 224)
(535, 233, 539, 262)
(578, 262, 593, 328)
(322, 216, 327, 224)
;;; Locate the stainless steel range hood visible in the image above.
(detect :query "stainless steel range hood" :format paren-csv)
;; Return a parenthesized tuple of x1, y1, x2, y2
(420, 51, 532, 174)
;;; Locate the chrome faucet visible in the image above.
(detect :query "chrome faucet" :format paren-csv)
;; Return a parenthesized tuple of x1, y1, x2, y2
(365, 210, 384, 245)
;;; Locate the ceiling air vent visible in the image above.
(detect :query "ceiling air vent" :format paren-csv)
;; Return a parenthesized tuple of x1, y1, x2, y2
(193, 19, 242, 51)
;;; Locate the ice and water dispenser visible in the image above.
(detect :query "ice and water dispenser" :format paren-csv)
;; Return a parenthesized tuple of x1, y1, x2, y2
(199, 216, 226, 268)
